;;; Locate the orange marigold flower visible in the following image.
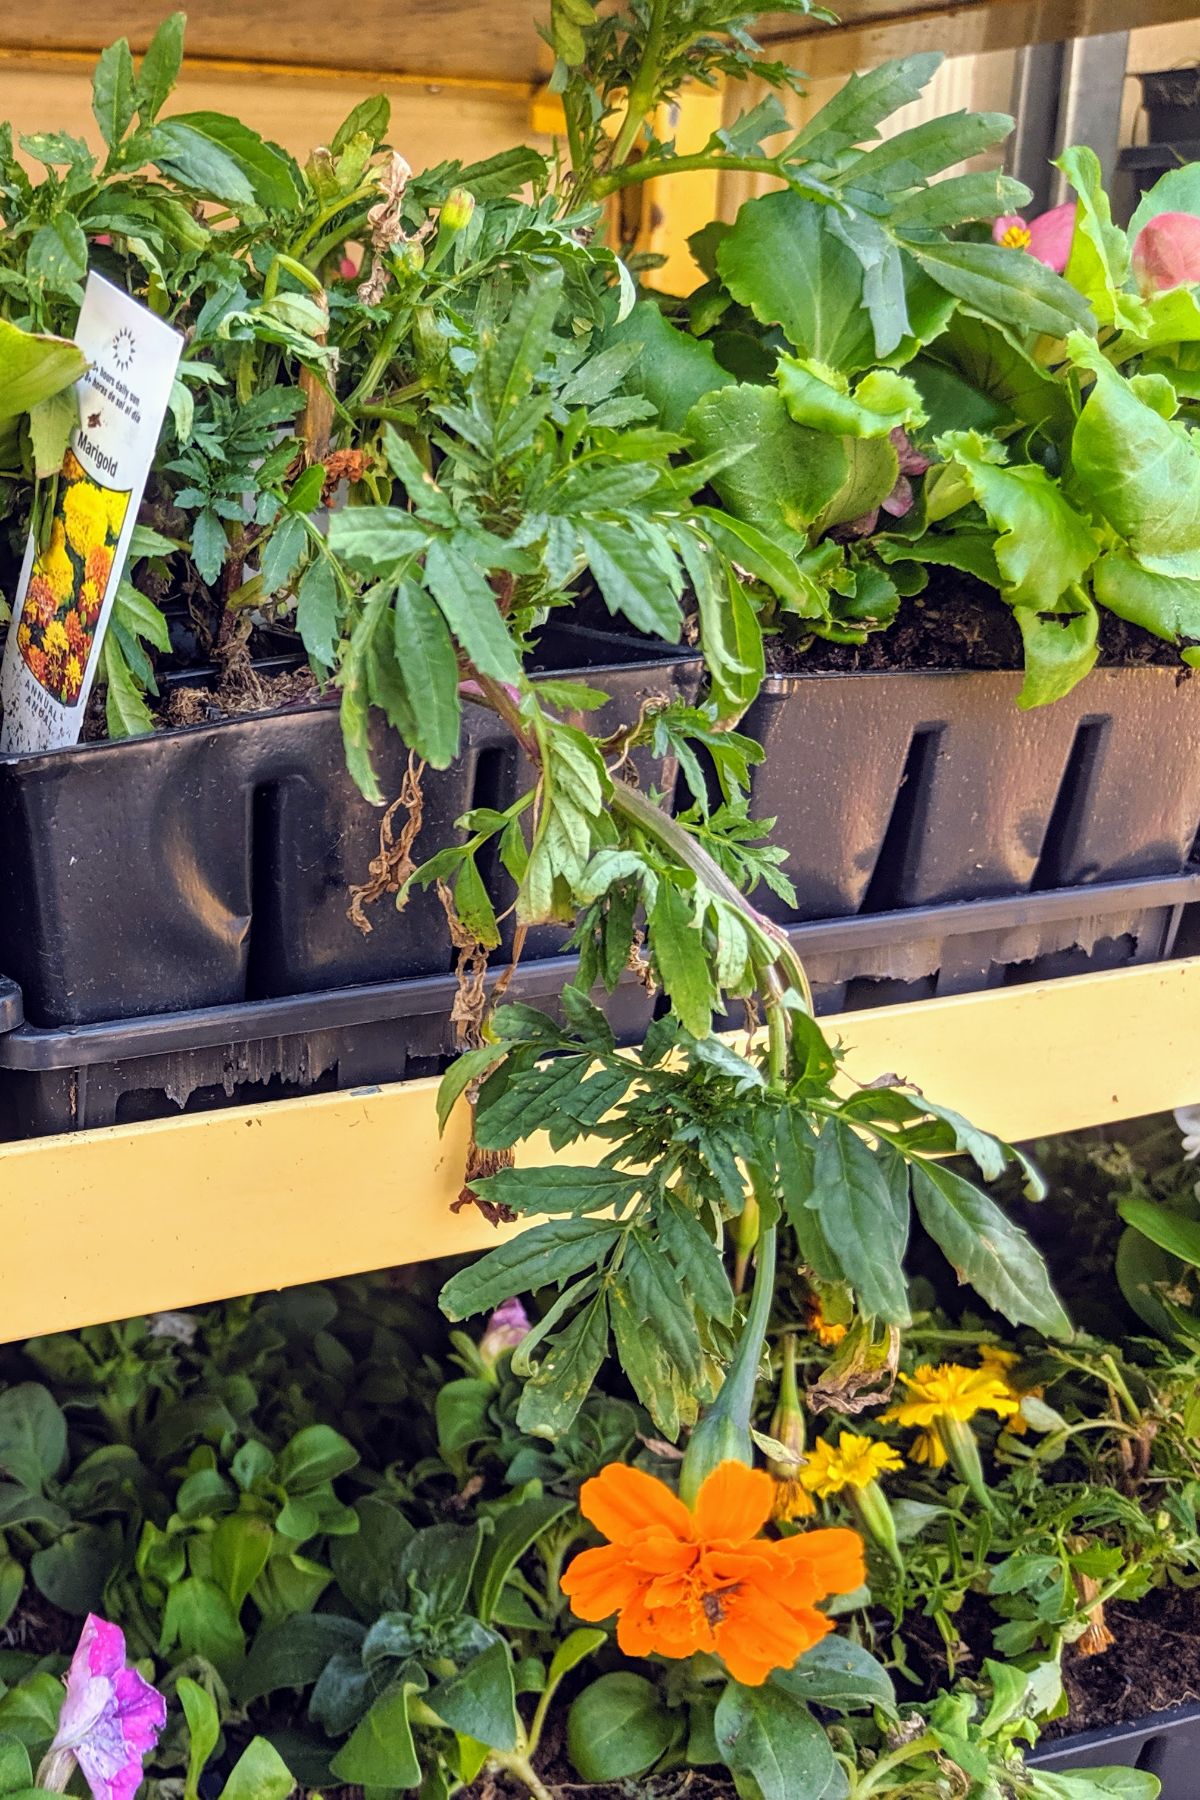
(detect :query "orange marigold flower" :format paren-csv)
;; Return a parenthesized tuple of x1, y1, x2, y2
(804, 1297, 847, 1348)
(560, 1460, 864, 1687)
(25, 577, 57, 627)
(62, 449, 86, 484)
(85, 544, 113, 592)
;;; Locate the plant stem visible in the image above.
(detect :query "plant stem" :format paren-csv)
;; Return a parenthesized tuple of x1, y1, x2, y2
(292, 181, 379, 262)
(608, 779, 813, 1009)
(345, 303, 414, 409)
(594, 149, 822, 197)
(608, 0, 669, 170)
(853, 1731, 940, 1797)
(490, 1752, 555, 1800)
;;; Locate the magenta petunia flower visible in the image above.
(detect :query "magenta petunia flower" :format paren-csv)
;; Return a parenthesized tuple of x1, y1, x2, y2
(40, 1616, 166, 1800)
(1132, 211, 1200, 294)
(479, 1297, 532, 1368)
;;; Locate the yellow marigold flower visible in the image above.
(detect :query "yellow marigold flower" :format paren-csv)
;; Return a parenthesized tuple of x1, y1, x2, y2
(63, 481, 109, 558)
(882, 1362, 1019, 1431)
(771, 1478, 817, 1523)
(17, 623, 31, 651)
(104, 487, 128, 536)
(64, 652, 82, 689)
(37, 532, 76, 604)
(801, 1433, 903, 1500)
(979, 1348, 1042, 1439)
(43, 618, 70, 657)
(908, 1430, 948, 1468)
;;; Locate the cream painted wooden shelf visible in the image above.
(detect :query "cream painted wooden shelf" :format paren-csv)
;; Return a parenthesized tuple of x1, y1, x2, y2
(4, 956, 1199, 1346)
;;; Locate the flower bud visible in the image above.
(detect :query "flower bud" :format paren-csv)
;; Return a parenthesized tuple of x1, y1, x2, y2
(424, 188, 477, 272)
(767, 1337, 816, 1523)
(440, 187, 477, 234)
(731, 1191, 760, 1295)
(679, 1412, 753, 1507)
(767, 1335, 806, 1474)
(1133, 212, 1200, 295)
(846, 1480, 903, 1573)
(478, 1297, 531, 1373)
(936, 1415, 993, 1512)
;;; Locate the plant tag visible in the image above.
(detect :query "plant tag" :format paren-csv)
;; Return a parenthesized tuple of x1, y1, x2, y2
(0, 272, 183, 753)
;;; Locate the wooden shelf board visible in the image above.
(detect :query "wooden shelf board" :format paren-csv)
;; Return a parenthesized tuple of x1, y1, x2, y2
(3, 956, 1199, 1345)
(4, 0, 1199, 88)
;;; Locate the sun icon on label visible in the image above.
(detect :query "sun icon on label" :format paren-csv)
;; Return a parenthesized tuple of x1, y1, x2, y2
(112, 326, 135, 371)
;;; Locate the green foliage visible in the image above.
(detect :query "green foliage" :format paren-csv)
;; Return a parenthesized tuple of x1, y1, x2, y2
(440, 1000, 1066, 1441)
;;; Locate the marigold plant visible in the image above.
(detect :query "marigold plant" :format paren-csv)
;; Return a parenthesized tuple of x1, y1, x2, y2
(560, 1461, 864, 1686)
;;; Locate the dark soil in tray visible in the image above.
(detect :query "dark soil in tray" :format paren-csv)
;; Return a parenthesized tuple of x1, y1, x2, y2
(766, 570, 1186, 676)
(460, 1772, 736, 1798)
(1049, 1582, 1200, 1737)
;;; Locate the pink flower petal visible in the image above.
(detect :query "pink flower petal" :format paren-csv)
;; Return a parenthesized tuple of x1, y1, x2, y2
(52, 1616, 166, 1800)
(890, 427, 930, 478)
(1132, 211, 1200, 294)
(881, 475, 915, 518)
(480, 1297, 532, 1365)
(83, 1615, 126, 1680)
(1027, 202, 1076, 273)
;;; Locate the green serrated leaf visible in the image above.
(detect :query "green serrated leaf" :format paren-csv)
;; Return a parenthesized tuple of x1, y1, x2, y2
(812, 1121, 911, 1325)
(440, 1219, 620, 1320)
(911, 1160, 1071, 1337)
(93, 38, 136, 149)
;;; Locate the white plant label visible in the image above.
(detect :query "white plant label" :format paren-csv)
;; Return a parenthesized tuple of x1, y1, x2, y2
(0, 272, 184, 753)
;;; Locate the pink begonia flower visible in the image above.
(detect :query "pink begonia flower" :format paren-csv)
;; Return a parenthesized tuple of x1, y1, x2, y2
(339, 253, 359, 281)
(479, 1297, 532, 1368)
(1132, 212, 1200, 294)
(1028, 203, 1077, 273)
(992, 203, 1076, 273)
(39, 1616, 166, 1800)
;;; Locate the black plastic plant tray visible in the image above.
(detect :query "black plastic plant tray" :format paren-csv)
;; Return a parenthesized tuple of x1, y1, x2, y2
(0, 646, 701, 1031)
(743, 667, 1200, 985)
(0, 869, 1194, 1139)
(0, 953, 658, 1136)
(1027, 1701, 1200, 1792)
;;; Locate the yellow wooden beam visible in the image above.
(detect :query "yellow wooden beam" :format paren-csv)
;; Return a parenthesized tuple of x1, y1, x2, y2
(4, 957, 1200, 1344)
